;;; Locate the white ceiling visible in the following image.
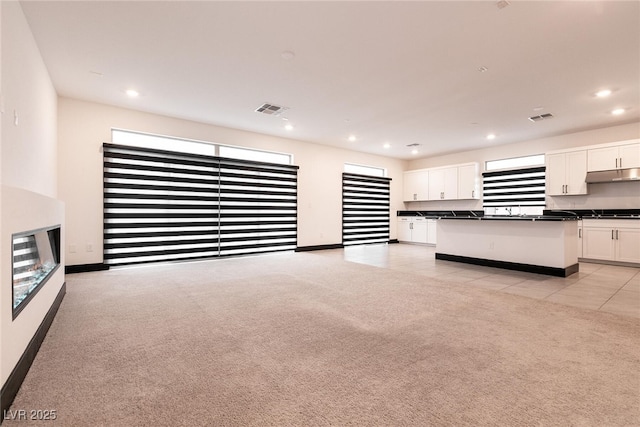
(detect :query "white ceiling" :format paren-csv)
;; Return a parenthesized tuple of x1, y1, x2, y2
(20, 1, 640, 160)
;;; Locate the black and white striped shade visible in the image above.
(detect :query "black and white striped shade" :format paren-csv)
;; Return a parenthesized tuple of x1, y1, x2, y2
(103, 143, 299, 266)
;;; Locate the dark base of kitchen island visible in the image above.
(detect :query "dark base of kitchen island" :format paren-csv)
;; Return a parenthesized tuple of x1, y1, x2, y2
(435, 253, 579, 277)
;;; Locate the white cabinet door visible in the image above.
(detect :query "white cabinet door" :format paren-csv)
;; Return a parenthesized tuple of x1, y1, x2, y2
(583, 227, 616, 260)
(403, 170, 429, 201)
(547, 151, 587, 195)
(547, 153, 567, 196)
(587, 143, 640, 171)
(397, 218, 412, 242)
(619, 143, 640, 169)
(565, 150, 588, 195)
(443, 167, 458, 200)
(577, 220, 583, 258)
(428, 169, 445, 200)
(428, 167, 458, 200)
(457, 164, 479, 199)
(427, 220, 437, 245)
(616, 228, 640, 263)
(412, 218, 428, 244)
(588, 146, 620, 172)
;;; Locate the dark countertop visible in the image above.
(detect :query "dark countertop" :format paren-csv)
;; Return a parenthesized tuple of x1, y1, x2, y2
(438, 215, 578, 222)
(398, 209, 640, 220)
(397, 210, 483, 218)
(543, 209, 640, 219)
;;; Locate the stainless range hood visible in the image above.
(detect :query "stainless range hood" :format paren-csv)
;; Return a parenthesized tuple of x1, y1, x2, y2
(585, 168, 640, 183)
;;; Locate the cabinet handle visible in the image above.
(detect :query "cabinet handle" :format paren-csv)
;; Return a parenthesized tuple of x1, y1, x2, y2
(612, 230, 615, 240)
(616, 229, 619, 240)
(579, 228, 581, 238)
(472, 190, 475, 198)
(414, 193, 417, 201)
(619, 157, 622, 168)
(616, 158, 618, 168)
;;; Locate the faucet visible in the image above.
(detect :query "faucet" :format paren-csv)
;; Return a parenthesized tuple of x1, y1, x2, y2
(470, 211, 477, 217)
(506, 207, 512, 216)
(451, 210, 457, 217)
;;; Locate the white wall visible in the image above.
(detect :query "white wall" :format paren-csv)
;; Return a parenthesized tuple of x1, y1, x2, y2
(1, 1, 57, 196)
(1, 1, 64, 390)
(58, 97, 408, 265)
(405, 122, 640, 212)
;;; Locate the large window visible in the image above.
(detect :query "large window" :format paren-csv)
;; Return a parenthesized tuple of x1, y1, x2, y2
(482, 166, 546, 215)
(103, 143, 298, 266)
(342, 173, 391, 246)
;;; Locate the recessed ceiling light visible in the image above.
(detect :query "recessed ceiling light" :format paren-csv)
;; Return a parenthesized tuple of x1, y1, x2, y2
(478, 66, 488, 73)
(611, 108, 625, 115)
(596, 89, 612, 98)
(284, 124, 294, 131)
(411, 149, 419, 155)
(348, 135, 357, 142)
(383, 143, 391, 149)
(125, 89, 139, 98)
(486, 134, 496, 140)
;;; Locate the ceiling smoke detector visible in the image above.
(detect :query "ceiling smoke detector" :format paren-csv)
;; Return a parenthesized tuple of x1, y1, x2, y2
(255, 103, 288, 116)
(528, 113, 554, 122)
(496, 0, 510, 9)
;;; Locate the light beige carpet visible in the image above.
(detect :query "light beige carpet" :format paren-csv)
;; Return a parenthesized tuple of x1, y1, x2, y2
(5, 252, 640, 426)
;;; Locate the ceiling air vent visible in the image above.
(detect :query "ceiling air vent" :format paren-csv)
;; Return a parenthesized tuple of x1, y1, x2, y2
(255, 103, 288, 116)
(406, 143, 420, 147)
(528, 113, 554, 122)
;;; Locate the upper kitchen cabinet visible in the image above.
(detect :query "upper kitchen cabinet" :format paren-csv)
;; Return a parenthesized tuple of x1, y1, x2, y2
(547, 150, 588, 196)
(404, 163, 479, 202)
(587, 141, 640, 172)
(457, 163, 479, 199)
(428, 167, 458, 200)
(403, 169, 429, 202)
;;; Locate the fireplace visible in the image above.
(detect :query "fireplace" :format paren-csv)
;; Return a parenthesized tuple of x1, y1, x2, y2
(12, 225, 61, 319)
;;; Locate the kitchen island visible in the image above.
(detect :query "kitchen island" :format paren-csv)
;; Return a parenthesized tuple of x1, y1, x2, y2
(435, 216, 579, 277)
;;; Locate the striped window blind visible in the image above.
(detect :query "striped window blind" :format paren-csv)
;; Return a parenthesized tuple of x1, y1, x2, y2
(482, 166, 546, 208)
(342, 173, 391, 246)
(103, 143, 298, 266)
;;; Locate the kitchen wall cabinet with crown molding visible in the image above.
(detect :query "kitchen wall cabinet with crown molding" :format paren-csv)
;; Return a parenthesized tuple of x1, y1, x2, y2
(547, 150, 588, 196)
(587, 141, 640, 172)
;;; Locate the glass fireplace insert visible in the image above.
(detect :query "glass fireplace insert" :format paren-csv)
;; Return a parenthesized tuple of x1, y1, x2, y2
(12, 225, 61, 319)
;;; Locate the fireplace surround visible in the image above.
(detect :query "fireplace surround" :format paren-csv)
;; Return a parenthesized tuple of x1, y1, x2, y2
(12, 225, 61, 319)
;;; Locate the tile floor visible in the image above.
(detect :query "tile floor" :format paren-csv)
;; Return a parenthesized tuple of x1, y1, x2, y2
(318, 243, 640, 319)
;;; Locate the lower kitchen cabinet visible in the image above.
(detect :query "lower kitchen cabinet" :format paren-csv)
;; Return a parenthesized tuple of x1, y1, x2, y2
(397, 217, 432, 244)
(577, 220, 583, 258)
(582, 219, 640, 264)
